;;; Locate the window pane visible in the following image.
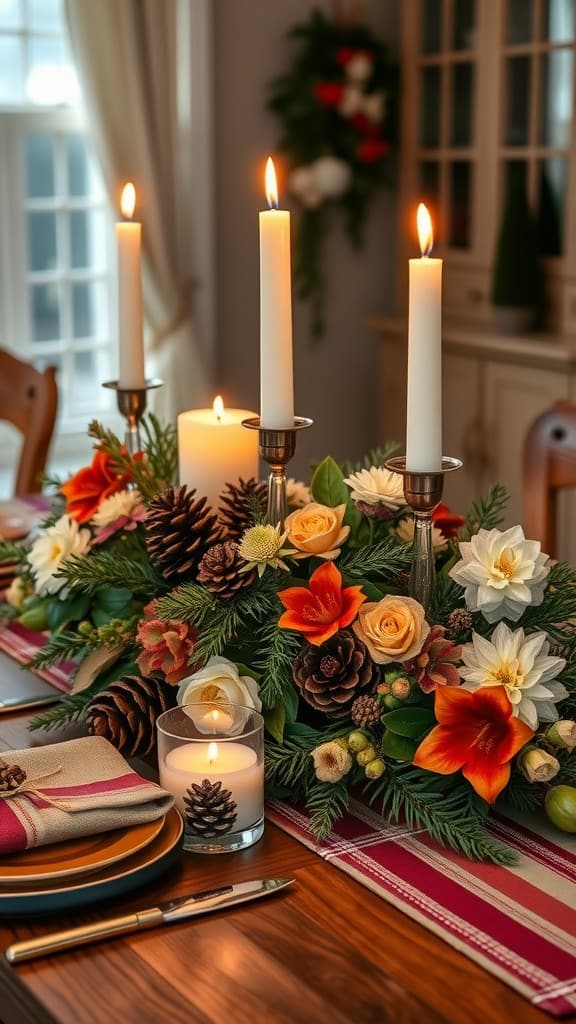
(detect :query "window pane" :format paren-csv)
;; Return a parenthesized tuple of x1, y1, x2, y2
(538, 158, 566, 256)
(0, 0, 22, 29)
(419, 161, 440, 213)
(27, 212, 57, 271)
(421, 0, 442, 53)
(505, 57, 531, 145)
(25, 133, 55, 198)
(449, 161, 471, 247)
(453, 0, 476, 50)
(504, 160, 528, 199)
(27, 0, 64, 30)
(420, 66, 441, 147)
(451, 63, 474, 146)
(26, 36, 76, 105)
(507, 0, 534, 43)
(0, 35, 24, 103)
(31, 284, 61, 341)
(72, 282, 106, 338)
(540, 50, 573, 147)
(67, 134, 99, 196)
(544, 0, 574, 42)
(69, 210, 106, 270)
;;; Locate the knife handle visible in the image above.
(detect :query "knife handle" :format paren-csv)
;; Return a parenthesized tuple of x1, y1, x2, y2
(5, 907, 163, 963)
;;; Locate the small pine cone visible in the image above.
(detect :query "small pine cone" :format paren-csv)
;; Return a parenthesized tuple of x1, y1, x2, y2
(145, 485, 224, 585)
(85, 675, 177, 758)
(0, 763, 26, 792)
(447, 608, 473, 639)
(351, 694, 381, 729)
(293, 630, 380, 717)
(218, 478, 267, 541)
(184, 779, 238, 837)
(197, 541, 256, 598)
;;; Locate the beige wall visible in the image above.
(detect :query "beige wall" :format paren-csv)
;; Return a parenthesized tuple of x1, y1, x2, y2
(214, 0, 399, 475)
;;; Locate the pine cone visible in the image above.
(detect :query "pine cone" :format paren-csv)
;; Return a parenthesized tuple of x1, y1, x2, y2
(85, 675, 177, 758)
(197, 541, 256, 598)
(184, 779, 238, 837)
(293, 630, 380, 717)
(351, 694, 381, 729)
(0, 763, 26, 792)
(218, 478, 267, 541)
(145, 485, 224, 585)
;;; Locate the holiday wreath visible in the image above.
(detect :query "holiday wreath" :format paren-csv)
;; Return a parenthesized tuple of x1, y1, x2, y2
(2, 417, 576, 865)
(268, 9, 397, 337)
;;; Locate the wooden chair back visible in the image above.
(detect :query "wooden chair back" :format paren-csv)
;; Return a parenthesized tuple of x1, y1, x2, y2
(0, 350, 58, 496)
(522, 400, 576, 558)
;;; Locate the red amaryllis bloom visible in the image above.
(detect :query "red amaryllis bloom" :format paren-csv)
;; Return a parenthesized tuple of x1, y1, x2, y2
(278, 561, 366, 646)
(413, 686, 534, 803)
(357, 139, 390, 163)
(336, 48, 354, 66)
(314, 82, 344, 107)
(402, 625, 462, 693)
(432, 503, 465, 540)
(136, 601, 198, 686)
(61, 450, 132, 524)
(350, 113, 381, 138)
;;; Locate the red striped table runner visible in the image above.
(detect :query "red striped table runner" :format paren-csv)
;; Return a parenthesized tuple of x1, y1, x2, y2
(0, 621, 74, 692)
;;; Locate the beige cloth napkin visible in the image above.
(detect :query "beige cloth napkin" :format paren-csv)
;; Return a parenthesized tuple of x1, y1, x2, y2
(0, 736, 174, 853)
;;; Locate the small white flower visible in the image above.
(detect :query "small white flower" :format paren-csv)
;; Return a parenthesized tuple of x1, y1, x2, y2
(343, 466, 405, 509)
(395, 516, 447, 553)
(449, 526, 550, 623)
(362, 90, 386, 123)
(311, 741, 353, 783)
(92, 488, 143, 528)
(27, 514, 91, 595)
(286, 478, 311, 508)
(460, 621, 567, 730)
(346, 52, 374, 83)
(338, 84, 363, 117)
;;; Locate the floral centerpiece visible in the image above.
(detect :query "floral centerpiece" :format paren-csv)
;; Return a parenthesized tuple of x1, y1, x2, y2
(2, 418, 576, 865)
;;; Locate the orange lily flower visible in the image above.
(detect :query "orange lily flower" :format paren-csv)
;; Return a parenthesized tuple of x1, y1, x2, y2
(413, 686, 534, 804)
(61, 449, 131, 523)
(277, 561, 366, 646)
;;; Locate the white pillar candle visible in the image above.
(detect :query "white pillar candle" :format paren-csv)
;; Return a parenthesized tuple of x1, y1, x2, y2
(178, 396, 259, 508)
(160, 741, 264, 831)
(259, 157, 294, 429)
(116, 183, 146, 389)
(406, 203, 442, 472)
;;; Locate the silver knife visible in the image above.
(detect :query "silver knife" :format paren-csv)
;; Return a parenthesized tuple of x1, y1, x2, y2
(5, 877, 294, 963)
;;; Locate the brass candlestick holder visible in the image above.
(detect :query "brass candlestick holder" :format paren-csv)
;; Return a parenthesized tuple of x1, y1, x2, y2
(242, 416, 313, 526)
(102, 379, 163, 456)
(385, 455, 462, 616)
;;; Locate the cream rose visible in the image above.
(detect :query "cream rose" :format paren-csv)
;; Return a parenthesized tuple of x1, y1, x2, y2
(353, 595, 430, 665)
(284, 502, 349, 560)
(177, 656, 261, 712)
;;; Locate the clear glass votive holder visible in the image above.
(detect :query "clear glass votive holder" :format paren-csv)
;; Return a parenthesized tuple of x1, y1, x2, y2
(156, 703, 264, 854)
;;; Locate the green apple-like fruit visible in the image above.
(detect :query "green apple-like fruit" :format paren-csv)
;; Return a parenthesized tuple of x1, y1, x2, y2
(544, 785, 576, 833)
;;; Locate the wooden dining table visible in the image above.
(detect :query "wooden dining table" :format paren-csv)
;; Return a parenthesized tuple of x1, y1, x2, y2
(0, 707, 573, 1024)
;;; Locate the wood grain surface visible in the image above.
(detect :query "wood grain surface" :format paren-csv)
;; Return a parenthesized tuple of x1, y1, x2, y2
(0, 711, 573, 1024)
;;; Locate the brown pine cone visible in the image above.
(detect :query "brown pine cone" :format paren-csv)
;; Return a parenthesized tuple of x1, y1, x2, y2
(85, 675, 177, 758)
(197, 541, 256, 598)
(293, 630, 380, 717)
(218, 477, 267, 541)
(351, 694, 381, 729)
(184, 779, 238, 837)
(145, 485, 224, 585)
(0, 763, 26, 792)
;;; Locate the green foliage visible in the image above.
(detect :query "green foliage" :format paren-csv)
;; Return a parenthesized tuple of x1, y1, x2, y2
(461, 483, 509, 540)
(381, 707, 435, 739)
(306, 780, 350, 840)
(28, 682, 102, 733)
(342, 443, 400, 475)
(311, 455, 349, 508)
(265, 732, 317, 796)
(338, 536, 412, 582)
(520, 562, 576, 647)
(58, 547, 162, 597)
(381, 731, 417, 761)
(252, 618, 301, 708)
(87, 414, 177, 500)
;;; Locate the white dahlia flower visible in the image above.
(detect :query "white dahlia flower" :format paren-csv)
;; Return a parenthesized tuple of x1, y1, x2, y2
(28, 514, 91, 595)
(91, 488, 143, 527)
(343, 466, 405, 510)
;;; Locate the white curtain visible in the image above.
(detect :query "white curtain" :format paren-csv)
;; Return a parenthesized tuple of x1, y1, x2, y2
(65, 0, 211, 423)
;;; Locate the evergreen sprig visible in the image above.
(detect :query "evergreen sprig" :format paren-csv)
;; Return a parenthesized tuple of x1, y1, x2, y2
(28, 630, 91, 669)
(265, 735, 316, 794)
(58, 548, 163, 596)
(87, 416, 177, 500)
(520, 562, 576, 646)
(338, 536, 412, 582)
(253, 620, 302, 707)
(306, 780, 350, 840)
(462, 483, 509, 540)
(28, 685, 100, 732)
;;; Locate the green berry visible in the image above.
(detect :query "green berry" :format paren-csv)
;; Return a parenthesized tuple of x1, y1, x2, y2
(356, 745, 377, 767)
(365, 758, 386, 780)
(545, 785, 576, 833)
(347, 730, 370, 753)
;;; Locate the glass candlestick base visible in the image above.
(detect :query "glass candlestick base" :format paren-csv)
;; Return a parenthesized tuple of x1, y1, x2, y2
(103, 378, 163, 456)
(242, 416, 313, 526)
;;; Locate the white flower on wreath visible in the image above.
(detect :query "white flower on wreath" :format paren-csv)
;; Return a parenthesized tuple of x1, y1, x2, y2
(395, 516, 447, 554)
(286, 478, 311, 508)
(92, 488, 143, 528)
(449, 526, 550, 623)
(28, 514, 91, 596)
(346, 52, 374, 83)
(362, 91, 386, 123)
(311, 740, 353, 783)
(338, 84, 363, 117)
(343, 466, 405, 510)
(460, 621, 567, 730)
(177, 655, 261, 713)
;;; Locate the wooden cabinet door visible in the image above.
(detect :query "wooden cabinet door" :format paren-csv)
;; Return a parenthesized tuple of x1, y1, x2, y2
(442, 350, 483, 515)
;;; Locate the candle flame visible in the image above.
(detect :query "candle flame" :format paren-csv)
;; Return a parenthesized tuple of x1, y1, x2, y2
(208, 741, 218, 765)
(265, 157, 278, 210)
(213, 395, 224, 421)
(417, 202, 433, 257)
(121, 182, 136, 220)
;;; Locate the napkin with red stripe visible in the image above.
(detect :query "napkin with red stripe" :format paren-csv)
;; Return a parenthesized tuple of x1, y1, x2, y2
(0, 737, 174, 854)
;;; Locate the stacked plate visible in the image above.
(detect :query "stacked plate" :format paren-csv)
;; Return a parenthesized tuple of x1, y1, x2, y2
(0, 500, 41, 588)
(0, 809, 183, 915)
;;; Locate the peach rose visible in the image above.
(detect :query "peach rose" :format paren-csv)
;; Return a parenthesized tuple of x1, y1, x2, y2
(353, 595, 430, 665)
(284, 502, 349, 560)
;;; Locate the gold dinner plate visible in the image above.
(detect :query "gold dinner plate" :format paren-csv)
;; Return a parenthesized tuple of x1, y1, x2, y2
(0, 816, 165, 883)
(0, 808, 183, 915)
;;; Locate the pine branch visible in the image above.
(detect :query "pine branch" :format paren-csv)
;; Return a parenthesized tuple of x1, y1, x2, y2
(28, 685, 100, 732)
(88, 416, 177, 500)
(253, 620, 301, 707)
(246, 492, 267, 527)
(58, 549, 162, 596)
(155, 582, 218, 625)
(306, 780, 350, 840)
(499, 775, 543, 814)
(338, 536, 412, 582)
(28, 631, 90, 669)
(265, 737, 315, 793)
(520, 562, 576, 645)
(462, 483, 509, 539)
(140, 414, 178, 489)
(0, 540, 28, 565)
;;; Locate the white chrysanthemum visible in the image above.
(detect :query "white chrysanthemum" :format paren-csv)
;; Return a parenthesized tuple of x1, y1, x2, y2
(449, 526, 550, 623)
(237, 524, 296, 577)
(395, 516, 447, 553)
(92, 488, 143, 527)
(311, 741, 353, 783)
(460, 621, 567, 730)
(343, 466, 405, 509)
(27, 514, 91, 595)
(286, 478, 311, 508)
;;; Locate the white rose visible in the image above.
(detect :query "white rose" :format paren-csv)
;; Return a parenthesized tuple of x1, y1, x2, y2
(177, 656, 261, 712)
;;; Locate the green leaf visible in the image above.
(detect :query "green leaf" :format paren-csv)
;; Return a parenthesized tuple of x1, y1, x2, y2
(18, 595, 50, 632)
(381, 707, 436, 739)
(234, 662, 261, 683)
(283, 684, 299, 724)
(382, 731, 418, 762)
(311, 456, 348, 508)
(264, 703, 286, 743)
(46, 592, 91, 632)
(93, 587, 133, 613)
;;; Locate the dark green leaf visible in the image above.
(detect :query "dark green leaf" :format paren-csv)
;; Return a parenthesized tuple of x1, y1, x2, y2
(310, 456, 348, 508)
(381, 707, 436, 738)
(264, 703, 286, 743)
(382, 731, 418, 762)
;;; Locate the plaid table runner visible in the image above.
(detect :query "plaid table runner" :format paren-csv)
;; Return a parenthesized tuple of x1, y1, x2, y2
(266, 798, 576, 1017)
(0, 621, 74, 693)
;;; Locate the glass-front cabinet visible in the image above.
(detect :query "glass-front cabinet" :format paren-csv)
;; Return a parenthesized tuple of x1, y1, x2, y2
(399, 0, 576, 333)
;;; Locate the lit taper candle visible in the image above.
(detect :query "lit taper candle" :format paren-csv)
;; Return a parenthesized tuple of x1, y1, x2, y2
(259, 157, 294, 429)
(116, 182, 145, 389)
(406, 203, 442, 471)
